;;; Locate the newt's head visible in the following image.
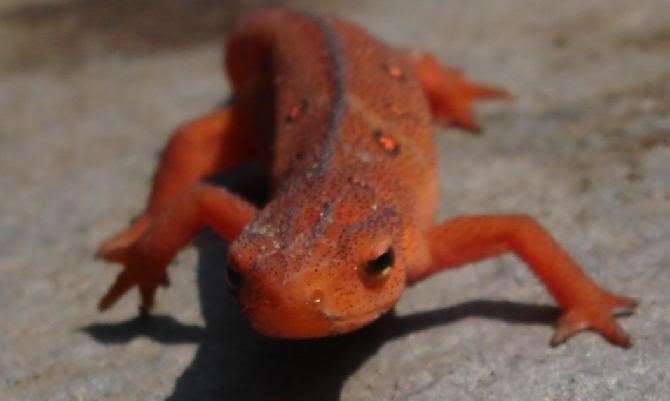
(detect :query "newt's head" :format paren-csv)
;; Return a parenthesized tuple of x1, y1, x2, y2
(226, 189, 406, 338)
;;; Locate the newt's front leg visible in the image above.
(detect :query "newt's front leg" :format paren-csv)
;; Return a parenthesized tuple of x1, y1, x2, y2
(97, 102, 261, 311)
(99, 184, 257, 311)
(97, 103, 258, 259)
(415, 215, 637, 347)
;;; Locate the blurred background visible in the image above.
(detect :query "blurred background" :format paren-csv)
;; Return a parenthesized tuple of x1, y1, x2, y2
(1, 1, 669, 400)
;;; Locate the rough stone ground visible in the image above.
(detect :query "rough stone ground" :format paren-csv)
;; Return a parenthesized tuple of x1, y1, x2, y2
(1, 0, 669, 400)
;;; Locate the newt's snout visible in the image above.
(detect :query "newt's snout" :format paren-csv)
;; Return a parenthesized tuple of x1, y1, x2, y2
(224, 255, 390, 338)
(234, 278, 335, 338)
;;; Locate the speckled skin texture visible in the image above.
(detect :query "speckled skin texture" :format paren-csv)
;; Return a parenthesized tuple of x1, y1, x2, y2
(96, 10, 441, 338)
(94, 10, 635, 345)
(226, 12, 436, 337)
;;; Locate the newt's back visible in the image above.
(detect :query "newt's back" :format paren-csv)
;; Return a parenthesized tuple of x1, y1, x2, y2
(226, 11, 438, 223)
(224, 11, 439, 337)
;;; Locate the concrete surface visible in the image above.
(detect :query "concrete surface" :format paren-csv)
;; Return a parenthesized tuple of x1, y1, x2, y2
(1, 0, 669, 400)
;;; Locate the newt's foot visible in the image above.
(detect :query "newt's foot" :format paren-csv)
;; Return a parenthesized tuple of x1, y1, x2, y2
(409, 53, 510, 132)
(97, 245, 170, 312)
(96, 216, 151, 261)
(551, 293, 638, 348)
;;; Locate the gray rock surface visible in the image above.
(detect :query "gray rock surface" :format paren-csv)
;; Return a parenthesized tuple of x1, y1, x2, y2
(1, 0, 668, 400)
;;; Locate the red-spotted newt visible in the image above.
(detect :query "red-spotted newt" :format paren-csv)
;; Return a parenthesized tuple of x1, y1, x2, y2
(97, 10, 636, 347)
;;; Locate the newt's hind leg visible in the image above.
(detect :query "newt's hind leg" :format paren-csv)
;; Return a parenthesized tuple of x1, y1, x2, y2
(417, 215, 637, 347)
(407, 52, 509, 132)
(97, 103, 258, 259)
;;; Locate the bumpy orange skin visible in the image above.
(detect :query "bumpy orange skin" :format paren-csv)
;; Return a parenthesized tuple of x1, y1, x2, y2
(97, 10, 636, 346)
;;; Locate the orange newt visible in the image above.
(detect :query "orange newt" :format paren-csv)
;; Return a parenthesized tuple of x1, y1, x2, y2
(97, 10, 636, 347)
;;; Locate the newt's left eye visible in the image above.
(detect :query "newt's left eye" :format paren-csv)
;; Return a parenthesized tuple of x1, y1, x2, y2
(362, 246, 395, 278)
(225, 259, 245, 292)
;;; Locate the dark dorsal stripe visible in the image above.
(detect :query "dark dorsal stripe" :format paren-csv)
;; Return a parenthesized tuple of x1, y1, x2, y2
(304, 13, 346, 176)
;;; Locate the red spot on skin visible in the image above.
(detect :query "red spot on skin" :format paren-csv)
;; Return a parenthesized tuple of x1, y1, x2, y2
(383, 63, 406, 80)
(287, 106, 301, 120)
(286, 99, 308, 122)
(379, 137, 395, 151)
(373, 130, 400, 155)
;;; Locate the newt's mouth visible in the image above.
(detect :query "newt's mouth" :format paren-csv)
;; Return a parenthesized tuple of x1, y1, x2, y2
(242, 300, 387, 339)
(321, 308, 386, 335)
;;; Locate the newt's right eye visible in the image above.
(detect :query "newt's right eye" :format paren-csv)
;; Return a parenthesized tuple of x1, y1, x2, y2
(225, 259, 245, 291)
(364, 247, 395, 277)
(359, 244, 395, 287)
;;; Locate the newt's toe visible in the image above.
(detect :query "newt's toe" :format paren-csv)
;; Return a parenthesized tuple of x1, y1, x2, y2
(551, 294, 637, 348)
(98, 268, 162, 312)
(610, 295, 638, 316)
(428, 75, 509, 132)
(98, 270, 135, 311)
(96, 217, 151, 261)
(97, 244, 166, 312)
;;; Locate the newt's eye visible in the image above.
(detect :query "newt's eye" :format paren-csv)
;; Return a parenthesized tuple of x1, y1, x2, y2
(362, 246, 395, 279)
